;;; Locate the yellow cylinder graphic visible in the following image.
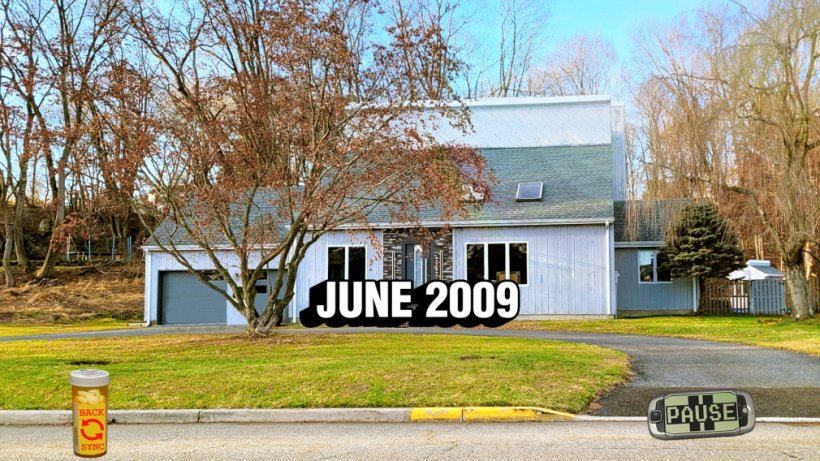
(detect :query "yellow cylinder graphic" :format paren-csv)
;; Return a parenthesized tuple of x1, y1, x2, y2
(71, 369, 109, 458)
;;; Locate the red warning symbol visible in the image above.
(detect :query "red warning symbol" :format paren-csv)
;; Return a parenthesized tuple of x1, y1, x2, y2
(80, 418, 105, 441)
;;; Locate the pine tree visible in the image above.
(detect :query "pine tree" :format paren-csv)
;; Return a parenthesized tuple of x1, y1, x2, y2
(659, 203, 746, 288)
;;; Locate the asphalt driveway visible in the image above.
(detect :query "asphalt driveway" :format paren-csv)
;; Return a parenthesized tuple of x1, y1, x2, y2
(3, 325, 819, 416)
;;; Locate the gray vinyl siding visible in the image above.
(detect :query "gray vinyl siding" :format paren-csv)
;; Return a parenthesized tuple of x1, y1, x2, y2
(610, 105, 627, 201)
(144, 230, 383, 325)
(615, 248, 696, 311)
(453, 225, 610, 315)
(292, 230, 383, 319)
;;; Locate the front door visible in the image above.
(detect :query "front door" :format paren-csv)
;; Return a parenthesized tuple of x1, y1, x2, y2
(403, 243, 431, 287)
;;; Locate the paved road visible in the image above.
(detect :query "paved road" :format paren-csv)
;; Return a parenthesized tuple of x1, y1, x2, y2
(0, 422, 817, 460)
(3, 326, 820, 416)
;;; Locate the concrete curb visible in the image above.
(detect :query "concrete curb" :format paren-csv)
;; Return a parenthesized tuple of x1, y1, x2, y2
(110, 410, 200, 424)
(757, 417, 820, 424)
(0, 409, 413, 425)
(199, 408, 411, 423)
(574, 416, 820, 424)
(1, 409, 818, 426)
(573, 416, 646, 422)
(0, 408, 571, 425)
(0, 411, 71, 426)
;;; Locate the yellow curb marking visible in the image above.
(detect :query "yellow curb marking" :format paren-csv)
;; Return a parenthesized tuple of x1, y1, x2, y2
(463, 407, 574, 422)
(410, 406, 575, 422)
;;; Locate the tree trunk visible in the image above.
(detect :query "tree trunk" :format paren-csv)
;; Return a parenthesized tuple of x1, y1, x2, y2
(254, 301, 286, 336)
(36, 175, 66, 279)
(117, 219, 129, 260)
(13, 230, 28, 268)
(12, 191, 28, 268)
(784, 264, 813, 321)
(255, 286, 296, 335)
(37, 241, 60, 278)
(3, 214, 13, 288)
(242, 288, 259, 335)
(37, 209, 64, 279)
(255, 258, 301, 335)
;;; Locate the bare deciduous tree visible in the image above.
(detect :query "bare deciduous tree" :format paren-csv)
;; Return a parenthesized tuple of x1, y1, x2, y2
(0, 82, 19, 287)
(0, 0, 52, 270)
(83, 47, 157, 253)
(493, 0, 547, 97)
(387, 0, 467, 100)
(532, 34, 617, 96)
(130, 0, 492, 334)
(15, 0, 127, 278)
(633, 0, 819, 320)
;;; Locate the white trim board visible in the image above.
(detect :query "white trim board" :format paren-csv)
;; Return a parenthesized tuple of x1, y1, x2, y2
(339, 217, 614, 230)
(143, 220, 615, 251)
(614, 241, 664, 249)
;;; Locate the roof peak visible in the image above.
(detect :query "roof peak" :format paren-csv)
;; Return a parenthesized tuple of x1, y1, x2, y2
(459, 95, 612, 108)
(480, 144, 611, 152)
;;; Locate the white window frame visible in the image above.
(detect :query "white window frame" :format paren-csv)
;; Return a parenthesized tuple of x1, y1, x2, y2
(464, 242, 529, 286)
(327, 245, 366, 280)
(637, 250, 672, 284)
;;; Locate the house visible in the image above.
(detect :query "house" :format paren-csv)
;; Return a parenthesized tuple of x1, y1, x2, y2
(142, 95, 698, 325)
(613, 200, 699, 317)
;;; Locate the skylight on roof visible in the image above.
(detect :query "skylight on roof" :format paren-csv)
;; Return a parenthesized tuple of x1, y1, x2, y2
(516, 182, 543, 201)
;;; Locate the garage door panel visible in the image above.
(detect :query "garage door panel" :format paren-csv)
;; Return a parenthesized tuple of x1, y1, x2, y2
(161, 272, 227, 324)
(163, 308, 225, 325)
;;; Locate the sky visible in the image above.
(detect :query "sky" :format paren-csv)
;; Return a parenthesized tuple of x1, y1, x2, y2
(461, 0, 708, 100)
(140, 0, 709, 102)
(542, 0, 704, 63)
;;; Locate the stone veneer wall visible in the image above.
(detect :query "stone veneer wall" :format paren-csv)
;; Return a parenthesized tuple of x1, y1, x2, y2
(382, 228, 453, 281)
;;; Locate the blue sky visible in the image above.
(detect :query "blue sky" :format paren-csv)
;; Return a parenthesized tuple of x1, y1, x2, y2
(541, 0, 704, 62)
(459, 0, 707, 99)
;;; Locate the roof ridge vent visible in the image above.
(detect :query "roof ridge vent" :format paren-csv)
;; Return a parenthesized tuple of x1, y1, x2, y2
(748, 259, 771, 266)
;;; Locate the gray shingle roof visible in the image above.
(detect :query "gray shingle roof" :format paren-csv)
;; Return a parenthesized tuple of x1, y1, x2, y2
(749, 262, 783, 276)
(147, 145, 615, 247)
(465, 145, 613, 222)
(145, 190, 290, 247)
(614, 199, 690, 242)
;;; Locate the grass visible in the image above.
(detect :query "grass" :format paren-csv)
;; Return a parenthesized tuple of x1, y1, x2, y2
(504, 316, 820, 356)
(0, 265, 143, 324)
(0, 333, 628, 412)
(0, 318, 138, 337)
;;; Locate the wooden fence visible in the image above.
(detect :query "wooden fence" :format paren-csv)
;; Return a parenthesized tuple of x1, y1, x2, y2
(700, 278, 787, 315)
(807, 279, 820, 312)
(783, 278, 820, 314)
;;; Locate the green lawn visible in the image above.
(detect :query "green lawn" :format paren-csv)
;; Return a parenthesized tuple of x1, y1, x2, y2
(505, 316, 820, 356)
(0, 318, 138, 337)
(0, 333, 628, 412)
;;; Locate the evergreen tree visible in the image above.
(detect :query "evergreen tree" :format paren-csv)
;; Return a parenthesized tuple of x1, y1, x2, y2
(659, 203, 746, 288)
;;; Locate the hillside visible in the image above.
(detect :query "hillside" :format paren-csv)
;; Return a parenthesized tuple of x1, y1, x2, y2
(0, 265, 143, 324)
